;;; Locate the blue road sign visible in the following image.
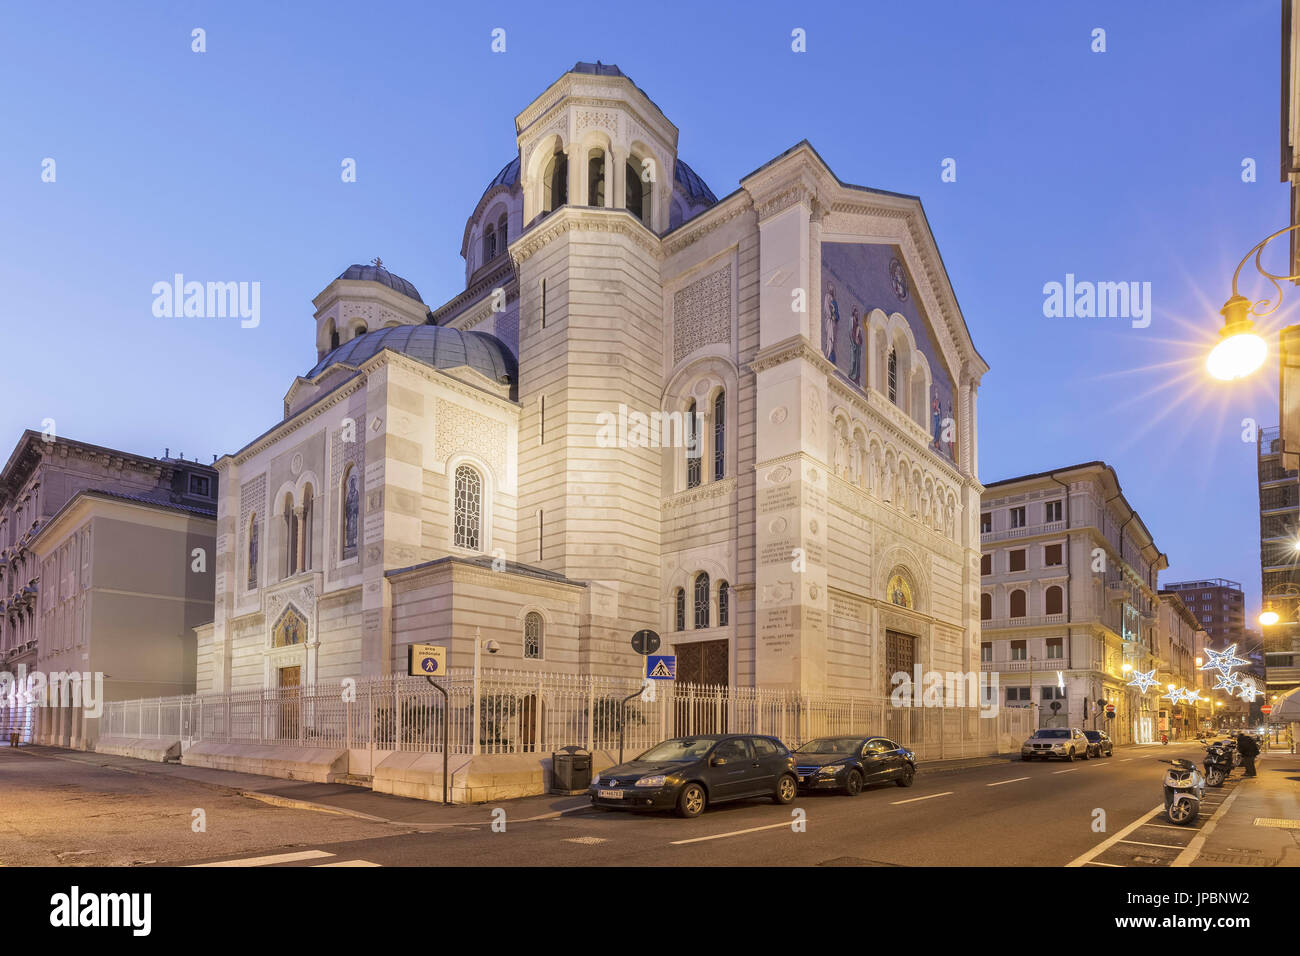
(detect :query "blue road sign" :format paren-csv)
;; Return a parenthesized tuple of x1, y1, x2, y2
(646, 655, 676, 680)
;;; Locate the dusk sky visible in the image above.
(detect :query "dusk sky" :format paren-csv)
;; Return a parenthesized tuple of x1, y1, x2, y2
(1, 0, 1291, 617)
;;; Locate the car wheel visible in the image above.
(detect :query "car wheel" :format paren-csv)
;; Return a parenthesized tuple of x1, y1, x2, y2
(844, 769, 863, 796)
(1106, 747, 1113, 757)
(1081, 747, 1090, 760)
(773, 773, 798, 805)
(1067, 749, 1076, 761)
(676, 783, 706, 818)
(895, 763, 915, 787)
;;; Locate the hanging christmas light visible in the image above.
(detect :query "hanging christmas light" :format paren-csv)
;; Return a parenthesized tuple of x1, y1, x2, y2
(1127, 668, 1159, 693)
(1200, 644, 1250, 676)
(1212, 672, 1242, 693)
(1237, 678, 1260, 703)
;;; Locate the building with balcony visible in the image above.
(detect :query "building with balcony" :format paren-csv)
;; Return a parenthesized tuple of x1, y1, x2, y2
(1155, 591, 1211, 739)
(1257, 426, 1300, 696)
(0, 430, 217, 745)
(980, 462, 1166, 744)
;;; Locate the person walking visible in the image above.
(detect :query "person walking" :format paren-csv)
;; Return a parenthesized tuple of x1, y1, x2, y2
(1236, 731, 1259, 777)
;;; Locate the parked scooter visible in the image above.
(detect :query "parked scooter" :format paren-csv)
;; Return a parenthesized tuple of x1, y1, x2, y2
(1160, 758, 1205, 825)
(1203, 741, 1233, 787)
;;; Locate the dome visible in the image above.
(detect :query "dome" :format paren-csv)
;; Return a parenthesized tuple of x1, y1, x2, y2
(674, 159, 717, 205)
(337, 263, 424, 304)
(307, 324, 516, 389)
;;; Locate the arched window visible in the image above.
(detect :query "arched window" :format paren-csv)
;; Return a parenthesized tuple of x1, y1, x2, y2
(247, 514, 259, 591)
(301, 484, 314, 572)
(718, 580, 730, 627)
(497, 213, 508, 248)
(341, 466, 359, 560)
(588, 148, 606, 206)
(887, 348, 898, 404)
(1045, 585, 1063, 616)
(282, 494, 297, 578)
(686, 400, 701, 489)
(712, 390, 725, 481)
(1010, 589, 1027, 618)
(980, 592, 992, 621)
(674, 588, 685, 631)
(544, 149, 567, 212)
(626, 159, 647, 222)
(523, 612, 543, 660)
(694, 572, 710, 629)
(353, 323, 368, 340)
(454, 464, 483, 551)
(483, 223, 497, 262)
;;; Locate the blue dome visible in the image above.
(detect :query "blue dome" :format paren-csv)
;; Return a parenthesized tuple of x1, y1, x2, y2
(674, 159, 717, 205)
(337, 263, 424, 304)
(308, 325, 516, 390)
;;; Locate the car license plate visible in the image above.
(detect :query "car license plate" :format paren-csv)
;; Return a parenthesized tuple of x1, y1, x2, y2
(598, 789, 623, 799)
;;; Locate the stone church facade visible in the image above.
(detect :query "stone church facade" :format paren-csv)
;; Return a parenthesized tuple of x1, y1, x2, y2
(199, 62, 988, 698)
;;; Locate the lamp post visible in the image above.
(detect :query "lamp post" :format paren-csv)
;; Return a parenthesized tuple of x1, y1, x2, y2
(1206, 223, 1300, 381)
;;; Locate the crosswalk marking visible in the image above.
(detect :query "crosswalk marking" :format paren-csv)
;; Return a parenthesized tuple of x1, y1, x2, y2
(188, 850, 380, 867)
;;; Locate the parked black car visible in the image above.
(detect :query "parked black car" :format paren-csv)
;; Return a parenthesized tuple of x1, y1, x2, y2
(589, 734, 798, 818)
(1082, 730, 1113, 758)
(793, 736, 917, 794)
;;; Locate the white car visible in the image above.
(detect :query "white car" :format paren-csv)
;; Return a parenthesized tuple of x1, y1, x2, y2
(1021, 727, 1090, 761)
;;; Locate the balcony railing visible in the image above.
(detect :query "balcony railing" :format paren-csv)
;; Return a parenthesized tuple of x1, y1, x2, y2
(981, 657, 1072, 673)
(981, 613, 1067, 629)
(981, 520, 1065, 544)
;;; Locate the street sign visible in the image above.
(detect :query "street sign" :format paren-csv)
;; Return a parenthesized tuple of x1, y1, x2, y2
(646, 654, 676, 680)
(1262, 704, 1273, 715)
(408, 643, 446, 677)
(631, 629, 661, 656)
(1105, 703, 1116, 714)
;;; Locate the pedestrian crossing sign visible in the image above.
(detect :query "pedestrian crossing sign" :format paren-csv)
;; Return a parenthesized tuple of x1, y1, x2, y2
(646, 655, 676, 680)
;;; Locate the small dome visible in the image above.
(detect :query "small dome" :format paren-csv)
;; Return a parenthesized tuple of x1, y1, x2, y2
(674, 159, 717, 205)
(307, 325, 516, 390)
(337, 263, 424, 304)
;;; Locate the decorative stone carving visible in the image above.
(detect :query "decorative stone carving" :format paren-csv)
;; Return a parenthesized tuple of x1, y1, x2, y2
(672, 265, 732, 364)
(769, 406, 788, 425)
(435, 399, 507, 479)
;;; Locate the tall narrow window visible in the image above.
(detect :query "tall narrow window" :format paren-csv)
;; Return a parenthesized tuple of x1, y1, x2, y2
(539, 394, 545, 444)
(483, 223, 496, 262)
(694, 572, 710, 629)
(718, 580, 730, 627)
(283, 494, 297, 578)
(626, 160, 645, 222)
(540, 278, 547, 329)
(588, 148, 606, 206)
(524, 612, 543, 660)
(1010, 589, 1027, 618)
(301, 484, 314, 572)
(497, 212, 508, 249)
(712, 390, 725, 481)
(247, 515, 259, 591)
(887, 348, 898, 404)
(686, 400, 701, 489)
(454, 465, 483, 551)
(342, 466, 359, 560)
(544, 149, 567, 211)
(537, 509, 544, 562)
(1045, 585, 1064, 616)
(674, 588, 685, 631)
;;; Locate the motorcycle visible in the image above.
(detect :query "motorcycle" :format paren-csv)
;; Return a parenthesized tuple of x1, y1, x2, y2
(1161, 734, 1169, 745)
(1203, 742, 1233, 787)
(1160, 758, 1205, 825)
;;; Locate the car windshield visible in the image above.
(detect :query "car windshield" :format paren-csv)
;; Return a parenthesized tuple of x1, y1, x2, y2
(795, 737, 863, 754)
(1083, 732, 1101, 741)
(636, 738, 717, 762)
(1034, 729, 1070, 739)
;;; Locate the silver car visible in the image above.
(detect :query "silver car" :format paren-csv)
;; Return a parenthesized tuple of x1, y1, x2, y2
(1021, 727, 1091, 761)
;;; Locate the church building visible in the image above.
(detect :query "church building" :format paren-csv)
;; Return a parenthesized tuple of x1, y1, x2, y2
(199, 62, 988, 699)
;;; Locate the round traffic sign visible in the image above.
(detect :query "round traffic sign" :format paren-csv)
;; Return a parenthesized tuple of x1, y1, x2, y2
(1105, 703, 1116, 713)
(1261, 704, 1273, 715)
(631, 629, 661, 656)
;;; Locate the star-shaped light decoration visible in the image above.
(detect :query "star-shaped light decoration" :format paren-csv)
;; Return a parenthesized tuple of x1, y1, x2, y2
(1163, 686, 1187, 705)
(1237, 678, 1260, 703)
(1212, 672, 1242, 693)
(1127, 668, 1159, 693)
(1183, 688, 1204, 705)
(1201, 644, 1250, 676)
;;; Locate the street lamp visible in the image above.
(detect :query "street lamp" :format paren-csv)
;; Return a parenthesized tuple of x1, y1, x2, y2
(1207, 223, 1300, 381)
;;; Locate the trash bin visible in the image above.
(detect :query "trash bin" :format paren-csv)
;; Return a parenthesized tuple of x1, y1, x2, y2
(551, 745, 592, 794)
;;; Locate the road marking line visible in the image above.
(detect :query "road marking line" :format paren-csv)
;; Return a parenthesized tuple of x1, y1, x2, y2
(890, 791, 952, 805)
(987, 776, 1029, 787)
(1120, 758, 1134, 762)
(1172, 780, 1246, 867)
(670, 821, 794, 845)
(1066, 804, 1164, 867)
(314, 860, 380, 867)
(188, 850, 334, 867)
(1053, 768, 1079, 774)
(1084, 861, 1123, 867)
(1119, 839, 1184, 850)
(1144, 822, 1203, 831)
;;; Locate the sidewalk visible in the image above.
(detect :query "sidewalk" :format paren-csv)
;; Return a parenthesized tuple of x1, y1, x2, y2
(1185, 749, 1300, 867)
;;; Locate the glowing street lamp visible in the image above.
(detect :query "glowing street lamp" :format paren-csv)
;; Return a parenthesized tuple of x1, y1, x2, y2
(1259, 607, 1281, 626)
(1207, 224, 1300, 381)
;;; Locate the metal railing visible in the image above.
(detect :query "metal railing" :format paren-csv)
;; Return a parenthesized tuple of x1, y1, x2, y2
(100, 669, 1034, 762)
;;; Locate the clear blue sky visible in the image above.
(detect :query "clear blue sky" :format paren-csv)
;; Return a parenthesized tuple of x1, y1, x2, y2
(0, 1, 1290, 617)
